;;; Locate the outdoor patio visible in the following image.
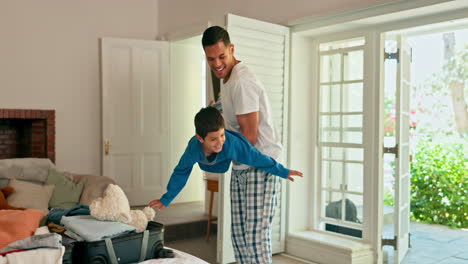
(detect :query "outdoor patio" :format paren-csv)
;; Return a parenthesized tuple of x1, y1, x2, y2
(383, 221, 468, 264)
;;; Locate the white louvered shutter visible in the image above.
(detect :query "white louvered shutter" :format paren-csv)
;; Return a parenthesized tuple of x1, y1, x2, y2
(227, 13, 290, 253)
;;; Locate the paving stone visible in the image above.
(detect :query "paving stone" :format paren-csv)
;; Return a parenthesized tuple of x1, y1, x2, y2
(398, 222, 468, 264)
(456, 251, 468, 260)
(402, 253, 438, 264)
(452, 236, 468, 249)
(438, 257, 468, 264)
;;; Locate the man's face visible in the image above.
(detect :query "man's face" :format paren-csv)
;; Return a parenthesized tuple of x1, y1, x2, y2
(197, 128, 226, 155)
(204, 41, 235, 80)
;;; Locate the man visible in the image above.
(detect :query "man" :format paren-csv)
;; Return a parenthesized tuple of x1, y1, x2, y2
(202, 26, 286, 264)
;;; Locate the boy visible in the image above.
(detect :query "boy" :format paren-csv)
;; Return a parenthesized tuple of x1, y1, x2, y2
(148, 106, 302, 210)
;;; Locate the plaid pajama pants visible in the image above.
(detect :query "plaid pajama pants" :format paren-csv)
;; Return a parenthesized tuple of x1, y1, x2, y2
(230, 167, 280, 264)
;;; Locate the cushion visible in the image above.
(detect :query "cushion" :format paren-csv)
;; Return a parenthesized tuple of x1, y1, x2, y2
(46, 169, 84, 209)
(0, 158, 55, 183)
(0, 209, 46, 249)
(0, 178, 9, 188)
(7, 179, 55, 213)
(71, 174, 116, 206)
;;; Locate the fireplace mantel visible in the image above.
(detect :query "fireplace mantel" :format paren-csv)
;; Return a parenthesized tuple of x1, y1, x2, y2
(0, 109, 55, 162)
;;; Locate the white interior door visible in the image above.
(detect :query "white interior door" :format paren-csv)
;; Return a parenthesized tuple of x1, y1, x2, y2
(217, 13, 290, 264)
(394, 34, 411, 263)
(101, 38, 170, 206)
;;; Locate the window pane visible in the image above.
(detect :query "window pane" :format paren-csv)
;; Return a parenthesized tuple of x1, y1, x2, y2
(343, 83, 363, 112)
(320, 54, 341, 82)
(346, 163, 363, 193)
(321, 160, 342, 189)
(343, 50, 364, 81)
(330, 161, 342, 189)
(320, 85, 340, 112)
(343, 114, 362, 144)
(346, 194, 363, 224)
(322, 147, 330, 159)
(321, 85, 330, 112)
(321, 115, 340, 142)
(330, 147, 343, 160)
(345, 148, 364, 161)
(343, 114, 362, 127)
(323, 191, 343, 220)
(322, 160, 329, 187)
(344, 132, 362, 144)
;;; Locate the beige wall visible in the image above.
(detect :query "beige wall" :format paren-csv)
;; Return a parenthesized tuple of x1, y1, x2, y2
(157, 0, 400, 38)
(0, 0, 158, 175)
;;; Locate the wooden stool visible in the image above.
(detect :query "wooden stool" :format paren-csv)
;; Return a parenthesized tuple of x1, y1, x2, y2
(206, 179, 219, 241)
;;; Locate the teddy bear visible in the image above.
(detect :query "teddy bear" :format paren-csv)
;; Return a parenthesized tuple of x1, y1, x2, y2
(89, 184, 155, 232)
(0, 186, 24, 210)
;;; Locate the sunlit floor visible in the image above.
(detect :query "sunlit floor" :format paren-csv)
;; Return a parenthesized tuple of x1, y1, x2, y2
(383, 222, 468, 264)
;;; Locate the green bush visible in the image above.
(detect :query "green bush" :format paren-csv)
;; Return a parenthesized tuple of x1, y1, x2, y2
(384, 189, 394, 207)
(410, 137, 467, 228)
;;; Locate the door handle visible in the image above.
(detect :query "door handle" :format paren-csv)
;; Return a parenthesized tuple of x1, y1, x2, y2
(104, 140, 110, 155)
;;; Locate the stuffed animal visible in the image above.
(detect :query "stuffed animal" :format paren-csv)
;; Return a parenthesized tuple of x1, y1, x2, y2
(0, 186, 24, 210)
(89, 184, 155, 232)
(129, 207, 156, 233)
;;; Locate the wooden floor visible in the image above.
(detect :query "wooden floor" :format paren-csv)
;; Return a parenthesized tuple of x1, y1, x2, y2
(139, 201, 468, 264)
(146, 201, 310, 263)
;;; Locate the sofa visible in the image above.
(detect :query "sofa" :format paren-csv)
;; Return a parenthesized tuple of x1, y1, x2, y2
(0, 158, 115, 211)
(0, 158, 115, 263)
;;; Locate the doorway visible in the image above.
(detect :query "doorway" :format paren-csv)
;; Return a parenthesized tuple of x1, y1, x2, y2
(169, 33, 221, 260)
(382, 22, 468, 264)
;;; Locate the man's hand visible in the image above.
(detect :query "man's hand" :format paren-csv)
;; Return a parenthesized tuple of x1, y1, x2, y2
(287, 170, 303, 182)
(148, 199, 166, 211)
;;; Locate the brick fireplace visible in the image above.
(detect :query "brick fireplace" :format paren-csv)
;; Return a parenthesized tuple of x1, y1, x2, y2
(0, 109, 55, 163)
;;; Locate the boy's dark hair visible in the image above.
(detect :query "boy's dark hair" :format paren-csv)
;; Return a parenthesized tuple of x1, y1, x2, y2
(202, 26, 231, 48)
(195, 106, 225, 139)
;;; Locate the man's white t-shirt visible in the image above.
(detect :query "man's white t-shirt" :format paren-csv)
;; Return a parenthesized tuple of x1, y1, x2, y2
(221, 62, 283, 170)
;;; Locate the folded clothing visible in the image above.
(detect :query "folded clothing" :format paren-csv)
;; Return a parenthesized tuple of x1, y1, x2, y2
(0, 246, 65, 264)
(0, 233, 62, 254)
(60, 215, 136, 242)
(47, 205, 90, 225)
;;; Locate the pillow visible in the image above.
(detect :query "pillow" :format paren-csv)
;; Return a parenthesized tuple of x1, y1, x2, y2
(7, 179, 55, 213)
(0, 178, 9, 188)
(0, 209, 45, 249)
(46, 169, 84, 209)
(0, 158, 54, 183)
(72, 174, 116, 206)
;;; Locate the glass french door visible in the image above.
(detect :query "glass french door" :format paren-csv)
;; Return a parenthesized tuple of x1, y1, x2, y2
(317, 37, 366, 238)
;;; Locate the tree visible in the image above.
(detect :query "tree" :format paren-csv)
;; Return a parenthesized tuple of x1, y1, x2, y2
(443, 33, 468, 135)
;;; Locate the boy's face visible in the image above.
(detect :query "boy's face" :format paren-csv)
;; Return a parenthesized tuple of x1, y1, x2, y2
(197, 128, 226, 155)
(204, 41, 235, 80)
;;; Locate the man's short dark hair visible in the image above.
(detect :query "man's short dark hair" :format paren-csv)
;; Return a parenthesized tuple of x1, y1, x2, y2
(195, 106, 225, 139)
(202, 26, 231, 48)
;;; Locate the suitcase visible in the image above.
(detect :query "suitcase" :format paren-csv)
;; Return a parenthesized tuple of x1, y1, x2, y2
(71, 221, 174, 264)
(62, 235, 77, 264)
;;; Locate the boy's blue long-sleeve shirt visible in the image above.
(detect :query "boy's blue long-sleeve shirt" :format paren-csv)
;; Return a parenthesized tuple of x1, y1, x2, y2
(159, 129, 289, 206)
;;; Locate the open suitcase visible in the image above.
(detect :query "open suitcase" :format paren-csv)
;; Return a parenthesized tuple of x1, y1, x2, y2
(68, 221, 174, 264)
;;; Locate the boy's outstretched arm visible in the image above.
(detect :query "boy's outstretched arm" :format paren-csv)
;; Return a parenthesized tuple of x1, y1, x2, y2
(231, 131, 303, 180)
(287, 170, 303, 182)
(147, 146, 197, 209)
(148, 199, 166, 211)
